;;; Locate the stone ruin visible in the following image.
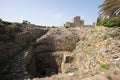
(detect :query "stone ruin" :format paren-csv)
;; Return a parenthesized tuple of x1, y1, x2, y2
(64, 16, 84, 27)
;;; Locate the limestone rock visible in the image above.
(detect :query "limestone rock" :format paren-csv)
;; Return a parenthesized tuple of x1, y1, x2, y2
(33, 28, 80, 52)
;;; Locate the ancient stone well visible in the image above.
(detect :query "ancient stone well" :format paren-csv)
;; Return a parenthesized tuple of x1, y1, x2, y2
(35, 53, 59, 78)
(24, 28, 79, 78)
(24, 51, 65, 78)
(24, 51, 75, 79)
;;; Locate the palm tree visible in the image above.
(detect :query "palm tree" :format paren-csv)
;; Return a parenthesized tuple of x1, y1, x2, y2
(98, 0, 120, 19)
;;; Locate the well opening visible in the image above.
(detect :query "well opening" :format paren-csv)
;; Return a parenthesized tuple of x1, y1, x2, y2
(36, 53, 58, 78)
(25, 52, 59, 78)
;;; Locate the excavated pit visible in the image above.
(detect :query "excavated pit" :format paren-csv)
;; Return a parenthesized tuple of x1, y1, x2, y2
(25, 52, 59, 78)
(35, 53, 59, 78)
(24, 28, 80, 79)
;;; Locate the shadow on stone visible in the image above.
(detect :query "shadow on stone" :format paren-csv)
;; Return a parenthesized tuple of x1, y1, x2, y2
(24, 29, 79, 79)
(35, 53, 58, 78)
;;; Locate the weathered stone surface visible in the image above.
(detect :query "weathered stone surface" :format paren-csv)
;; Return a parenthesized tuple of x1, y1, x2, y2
(0, 26, 120, 80)
(24, 28, 80, 78)
(0, 25, 48, 67)
(27, 27, 120, 80)
(33, 28, 80, 52)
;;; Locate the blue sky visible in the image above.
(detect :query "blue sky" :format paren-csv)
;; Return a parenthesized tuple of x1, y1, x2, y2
(0, 0, 104, 26)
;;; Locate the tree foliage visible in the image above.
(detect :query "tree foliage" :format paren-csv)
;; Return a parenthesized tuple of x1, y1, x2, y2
(98, 0, 120, 19)
(97, 17, 120, 27)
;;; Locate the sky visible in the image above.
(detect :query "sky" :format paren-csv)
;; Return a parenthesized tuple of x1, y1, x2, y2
(0, 0, 104, 26)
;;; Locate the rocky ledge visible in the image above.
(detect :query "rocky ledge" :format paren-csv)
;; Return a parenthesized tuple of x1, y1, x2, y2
(24, 27, 120, 80)
(0, 26, 120, 80)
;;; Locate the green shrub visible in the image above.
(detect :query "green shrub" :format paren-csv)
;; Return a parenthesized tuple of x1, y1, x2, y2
(100, 64, 109, 69)
(0, 18, 2, 22)
(3, 21, 13, 25)
(0, 34, 10, 41)
(22, 20, 30, 24)
(97, 17, 101, 26)
(65, 26, 69, 28)
(0, 22, 4, 26)
(98, 17, 120, 27)
(0, 19, 4, 26)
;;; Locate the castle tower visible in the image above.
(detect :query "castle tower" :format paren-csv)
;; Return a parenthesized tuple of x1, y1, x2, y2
(72, 16, 84, 27)
(72, 16, 81, 23)
(64, 16, 84, 28)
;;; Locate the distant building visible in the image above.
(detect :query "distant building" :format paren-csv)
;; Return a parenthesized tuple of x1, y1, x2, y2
(64, 16, 84, 27)
(84, 22, 96, 27)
